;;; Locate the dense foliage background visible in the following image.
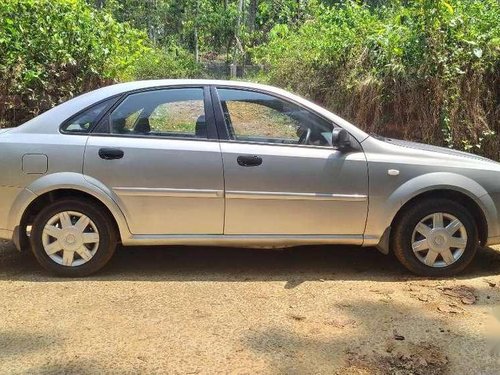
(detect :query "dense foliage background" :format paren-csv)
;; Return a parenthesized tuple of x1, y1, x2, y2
(256, 0, 500, 159)
(1, 0, 499, 159)
(1, 0, 138, 126)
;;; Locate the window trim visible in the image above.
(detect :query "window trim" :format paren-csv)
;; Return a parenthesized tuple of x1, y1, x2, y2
(59, 83, 359, 150)
(211, 85, 340, 150)
(91, 85, 218, 141)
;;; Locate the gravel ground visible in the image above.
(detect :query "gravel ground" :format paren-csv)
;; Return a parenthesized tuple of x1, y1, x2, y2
(1, 240, 499, 374)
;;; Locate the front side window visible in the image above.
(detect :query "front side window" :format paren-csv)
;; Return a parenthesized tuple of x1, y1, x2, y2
(217, 88, 333, 146)
(62, 98, 114, 133)
(109, 88, 207, 138)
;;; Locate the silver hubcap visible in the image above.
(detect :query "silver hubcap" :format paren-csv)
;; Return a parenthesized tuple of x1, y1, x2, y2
(42, 211, 99, 267)
(412, 212, 467, 268)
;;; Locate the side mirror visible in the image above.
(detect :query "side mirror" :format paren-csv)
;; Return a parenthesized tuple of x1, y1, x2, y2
(331, 128, 351, 151)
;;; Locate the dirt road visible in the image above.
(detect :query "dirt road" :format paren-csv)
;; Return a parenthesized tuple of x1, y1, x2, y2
(1, 240, 499, 374)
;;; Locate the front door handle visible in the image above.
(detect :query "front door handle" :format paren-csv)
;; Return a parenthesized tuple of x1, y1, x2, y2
(98, 148, 124, 160)
(237, 155, 263, 167)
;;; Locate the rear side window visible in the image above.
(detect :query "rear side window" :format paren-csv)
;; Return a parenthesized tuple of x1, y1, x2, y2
(61, 98, 115, 134)
(107, 88, 207, 138)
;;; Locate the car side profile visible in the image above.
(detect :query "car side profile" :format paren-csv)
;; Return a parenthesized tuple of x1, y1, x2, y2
(0, 80, 499, 277)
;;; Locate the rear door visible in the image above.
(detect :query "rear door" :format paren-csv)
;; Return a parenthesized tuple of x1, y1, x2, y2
(213, 87, 369, 237)
(84, 86, 225, 235)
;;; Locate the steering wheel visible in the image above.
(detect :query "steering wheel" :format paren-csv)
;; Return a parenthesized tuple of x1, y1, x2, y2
(299, 128, 312, 145)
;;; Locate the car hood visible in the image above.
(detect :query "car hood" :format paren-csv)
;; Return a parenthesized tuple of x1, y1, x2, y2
(383, 137, 496, 163)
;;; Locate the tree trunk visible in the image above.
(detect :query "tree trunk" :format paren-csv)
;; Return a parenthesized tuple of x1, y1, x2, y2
(248, 0, 257, 33)
(232, 0, 244, 77)
(194, 0, 199, 63)
(94, 0, 105, 9)
(235, 0, 244, 37)
(147, 0, 157, 46)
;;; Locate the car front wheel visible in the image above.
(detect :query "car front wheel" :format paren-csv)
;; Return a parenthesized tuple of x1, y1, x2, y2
(30, 199, 117, 277)
(392, 199, 479, 276)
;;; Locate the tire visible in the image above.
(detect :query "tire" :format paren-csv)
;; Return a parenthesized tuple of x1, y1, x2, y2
(391, 199, 479, 277)
(30, 199, 117, 277)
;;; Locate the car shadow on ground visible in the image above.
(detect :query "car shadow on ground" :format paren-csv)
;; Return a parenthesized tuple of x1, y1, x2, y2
(1, 241, 499, 283)
(1, 242, 499, 374)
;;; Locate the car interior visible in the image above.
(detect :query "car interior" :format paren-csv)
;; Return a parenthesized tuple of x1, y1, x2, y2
(220, 98, 333, 146)
(110, 103, 207, 139)
(66, 89, 333, 146)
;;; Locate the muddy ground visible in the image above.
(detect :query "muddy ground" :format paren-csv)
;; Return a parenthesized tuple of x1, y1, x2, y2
(1, 240, 499, 374)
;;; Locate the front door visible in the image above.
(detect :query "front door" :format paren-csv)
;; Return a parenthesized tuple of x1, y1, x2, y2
(84, 87, 225, 235)
(214, 87, 368, 236)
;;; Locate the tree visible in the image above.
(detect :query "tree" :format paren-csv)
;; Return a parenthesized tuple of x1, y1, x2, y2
(248, 0, 258, 33)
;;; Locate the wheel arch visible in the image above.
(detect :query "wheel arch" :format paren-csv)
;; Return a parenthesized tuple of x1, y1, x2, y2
(9, 173, 131, 249)
(369, 172, 494, 253)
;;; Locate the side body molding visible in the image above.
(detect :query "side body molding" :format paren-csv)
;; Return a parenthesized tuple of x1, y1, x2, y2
(8, 172, 132, 243)
(364, 172, 497, 247)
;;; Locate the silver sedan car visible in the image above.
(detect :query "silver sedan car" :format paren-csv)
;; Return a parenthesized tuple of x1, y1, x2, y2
(1, 80, 499, 277)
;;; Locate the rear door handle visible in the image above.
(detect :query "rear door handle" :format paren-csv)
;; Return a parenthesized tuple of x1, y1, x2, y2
(98, 148, 124, 160)
(237, 155, 262, 167)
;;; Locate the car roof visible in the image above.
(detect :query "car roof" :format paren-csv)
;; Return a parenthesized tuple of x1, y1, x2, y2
(93, 79, 284, 92)
(11, 79, 369, 141)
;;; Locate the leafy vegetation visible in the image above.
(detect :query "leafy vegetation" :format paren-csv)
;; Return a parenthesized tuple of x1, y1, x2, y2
(256, 0, 500, 159)
(1, 0, 499, 160)
(130, 46, 202, 81)
(0, 0, 149, 126)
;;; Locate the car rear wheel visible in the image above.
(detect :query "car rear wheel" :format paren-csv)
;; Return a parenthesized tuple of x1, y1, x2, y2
(30, 199, 117, 277)
(392, 199, 479, 276)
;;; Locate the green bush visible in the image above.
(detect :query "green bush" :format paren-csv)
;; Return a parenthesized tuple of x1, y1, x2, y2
(0, 0, 151, 127)
(130, 46, 202, 80)
(256, 0, 500, 160)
